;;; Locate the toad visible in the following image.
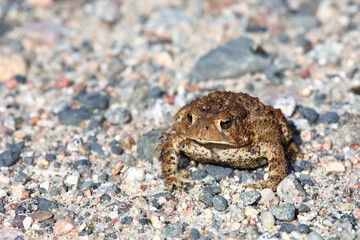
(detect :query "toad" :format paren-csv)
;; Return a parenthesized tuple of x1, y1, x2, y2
(160, 91, 301, 191)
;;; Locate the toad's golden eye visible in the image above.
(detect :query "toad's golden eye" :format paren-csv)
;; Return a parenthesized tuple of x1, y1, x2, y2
(220, 116, 232, 130)
(187, 111, 192, 123)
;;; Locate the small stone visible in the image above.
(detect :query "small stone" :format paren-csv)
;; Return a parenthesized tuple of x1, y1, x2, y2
(297, 223, 311, 234)
(111, 145, 123, 155)
(162, 223, 183, 238)
(0, 149, 21, 167)
(258, 188, 276, 205)
(0, 229, 32, 240)
(277, 174, 307, 204)
(280, 222, 296, 233)
(298, 204, 311, 213)
(156, 51, 173, 68)
(190, 228, 200, 240)
(191, 37, 271, 81)
(54, 219, 76, 236)
(200, 193, 213, 207)
(0, 54, 27, 82)
(13, 130, 27, 139)
(273, 57, 296, 70)
(101, 193, 111, 202)
(58, 107, 92, 126)
(274, 96, 296, 117)
(106, 108, 132, 125)
(24, 156, 34, 165)
(89, 142, 105, 156)
(298, 107, 319, 123)
(73, 158, 92, 170)
(12, 215, 26, 228)
(146, 86, 164, 99)
(125, 167, 145, 183)
(230, 209, 245, 222)
(75, 92, 109, 110)
(203, 184, 220, 194)
(4, 115, 16, 131)
(270, 203, 296, 221)
(30, 210, 54, 222)
(244, 206, 259, 217)
(265, 67, 284, 85)
(65, 173, 80, 186)
(45, 153, 56, 162)
(108, 57, 126, 75)
(296, 36, 312, 51)
(299, 174, 314, 186)
(300, 130, 313, 142)
(212, 195, 228, 211)
(37, 198, 58, 211)
(317, 112, 339, 124)
(239, 191, 261, 206)
(204, 164, 234, 181)
(191, 170, 208, 180)
(307, 231, 324, 240)
(23, 216, 33, 230)
(23, 22, 68, 48)
(260, 211, 275, 229)
(136, 129, 163, 163)
(325, 161, 345, 173)
(120, 216, 133, 224)
(111, 161, 123, 176)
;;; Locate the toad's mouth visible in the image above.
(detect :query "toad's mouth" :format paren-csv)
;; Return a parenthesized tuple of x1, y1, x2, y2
(187, 136, 237, 147)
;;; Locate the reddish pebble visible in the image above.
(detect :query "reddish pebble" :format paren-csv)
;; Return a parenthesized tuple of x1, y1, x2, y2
(0, 229, 32, 240)
(140, 184, 147, 191)
(12, 215, 26, 228)
(31, 210, 54, 222)
(350, 143, 360, 151)
(5, 78, 18, 89)
(21, 191, 30, 200)
(55, 75, 72, 88)
(164, 93, 175, 105)
(300, 68, 310, 78)
(54, 219, 76, 236)
(10, 203, 20, 210)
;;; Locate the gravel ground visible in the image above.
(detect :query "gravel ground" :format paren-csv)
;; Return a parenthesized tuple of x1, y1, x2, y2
(0, 0, 360, 239)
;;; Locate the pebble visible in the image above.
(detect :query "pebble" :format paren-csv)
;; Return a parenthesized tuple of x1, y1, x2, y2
(0, 54, 27, 81)
(325, 161, 345, 173)
(54, 219, 76, 236)
(162, 223, 183, 238)
(108, 57, 126, 76)
(260, 211, 275, 229)
(121, 216, 133, 224)
(200, 193, 213, 207)
(191, 170, 208, 180)
(89, 142, 105, 156)
(23, 22, 68, 48)
(75, 92, 110, 110)
(146, 86, 164, 99)
(270, 203, 296, 221)
(58, 107, 92, 126)
(212, 195, 228, 211)
(111, 145, 123, 155)
(125, 167, 145, 184)
(106, 108, 132, 125)
(0, 229, 32, 240)
(30, 210, 54, 222)
(4, 115, 16, 131)
(265, 67, 284, 85)
(0, 149, 21, 167)
(298, 107, 319, 123)
(23, 216, 33, 230)
(12, 215, 26, 228)
(307, 231, 324, 240)
(191, 37, 271, 81)
(239, 191, 261, 206)
(297, 223, 311, 234)
(298, 204, 311, 213)
(277, 174, 307, 204)
(203, 164, 234, 181)
(136, 128, 163, 163)
(65, 173, 80, 186)
(317, 112, 340, 124)
(280, 223, 296, 233)
(274, 96, 296, 117)
(273, 57, 296, 70)
(190, 228, 200, 240)
(230, 209, 245, 223)
(37, 198, 58, 211)
(258, 188, 276, 205)
(244, 206, 259, 217)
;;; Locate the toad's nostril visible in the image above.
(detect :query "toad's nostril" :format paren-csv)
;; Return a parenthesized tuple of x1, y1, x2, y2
(205, 126, 209, 130)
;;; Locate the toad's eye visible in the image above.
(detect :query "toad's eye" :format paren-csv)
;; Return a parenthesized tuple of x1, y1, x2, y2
(220, 116, 232, 130)
(187, 112, 192, 123)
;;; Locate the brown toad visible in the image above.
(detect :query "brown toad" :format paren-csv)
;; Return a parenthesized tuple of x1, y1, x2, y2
(160, 91, 301, 191)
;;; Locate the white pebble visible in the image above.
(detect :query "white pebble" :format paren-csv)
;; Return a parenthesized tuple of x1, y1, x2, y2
(125, 167, 145, 183)
(244, 206, 259, 218)
(0, 176, 10, 185)
(325, 162, 345, 173)
(65, 173, 80, 186)
(23, 216, 34, 230)
(260, 211, 275, 229)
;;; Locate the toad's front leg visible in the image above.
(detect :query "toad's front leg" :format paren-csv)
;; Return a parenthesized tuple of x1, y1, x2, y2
(162, 134, 194, 190)
(248, 142, 287, 191)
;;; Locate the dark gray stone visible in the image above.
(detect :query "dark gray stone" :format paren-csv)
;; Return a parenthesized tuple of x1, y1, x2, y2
(120, 216, 133, 224)
(37, 198, 58, 211)
(298, 107, 319, 123)
(270, 203, 296, 221)
(12, 215, 26, 228)
(146, 86, 164, 99)
(298, 204, 310, 213)
(239, 191, 261, 206)
(90, 142, 105, 156)
(190, 228, 200, 240)
(75, 92, 109, 110)
(203, 184, 220, 194)
(204, 164, 234, 181)
(101, 193, 111, 202)
(191, 170, 208, 180)
(191, 37, 271, 81)
(317, 112, 339, 124)
(45, 153, 56, 162)
(280, 223, 296, 233)
(108, 57, 126, 76)
(73, 159, 92, 169)
(111, 145, 123, 155)
(136, 129, 163, 163)
(212, 195, 228, 211)
(58, 107, 92, 126)
(0, 149, 20, 167)
(297, 223, 311, 233)
(200, 193, 213, 207)
(299, 174, 314, 186)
